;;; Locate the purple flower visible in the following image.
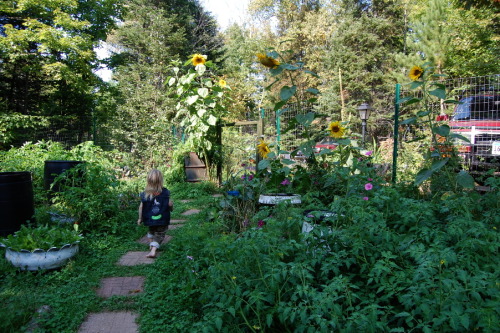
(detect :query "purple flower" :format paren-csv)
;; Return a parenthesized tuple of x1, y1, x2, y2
(365, 183, 373, 191)
(281, 179, 291, 186)
(368, 178, 373, 181)
(363, 197, 369, 201)
(365, 151, 373, 156)
(257, 220, 265, 228)
(187, 256, 194, 260)
(248, 174, 254, 181)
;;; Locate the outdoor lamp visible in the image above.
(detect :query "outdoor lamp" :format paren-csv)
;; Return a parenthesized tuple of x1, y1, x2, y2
(357, 103, 373, 143)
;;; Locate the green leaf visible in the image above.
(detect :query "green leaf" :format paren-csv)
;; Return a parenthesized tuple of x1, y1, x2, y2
(456, 170, 475, 188)
(306, 87, 319, 95)
(215, 317, 222, 331)
(400, 117, 417, 125)
(417, 110, 431, 117)
(197, 109, 206, 117)
(443, 99, 461, 104)
(258, 159, 270, 170)
(198, 88, 209, 98)
(270, 66, 284, 76)
(281, 64, 299, 70)
(304, 70, 319, 77)
(295, 112, 314, 127)
(429, 87, 446, 100)
(280, 86, 296, 102)
(207, 115, 217, 126)
(168, 77, 176, 86)
(449, 133, 470, 142)
(410, 81, 424, 89)
(274, 101, 287, 111)
(186, 95, 198, 105)
(398, 96, 421, 105)
(415, 168, 434, 186)
(433, 124, 450, 137)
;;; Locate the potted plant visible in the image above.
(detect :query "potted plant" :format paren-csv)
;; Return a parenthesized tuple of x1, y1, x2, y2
(0, 224, 83, 271)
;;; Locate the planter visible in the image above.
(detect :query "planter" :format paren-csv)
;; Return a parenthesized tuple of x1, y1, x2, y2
(258, 193, 302, 206)
(4, 243, 80, 271)
(302, 210, 336, 235)
(0, 172, 34, 236)
(227, 190, 240, 197)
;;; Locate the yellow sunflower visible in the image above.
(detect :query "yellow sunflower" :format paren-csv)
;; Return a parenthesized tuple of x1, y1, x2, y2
(328, 121, 345, 139)
(408, 65, 424, 81)
(257, 139, 271, 158)
(218, 79, 227, 88)
(191, 54, 207, 66)
(256, 53, 280, 69)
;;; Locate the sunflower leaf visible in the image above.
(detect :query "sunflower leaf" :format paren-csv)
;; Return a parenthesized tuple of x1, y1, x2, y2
(397, 96, 421, 105)
(198, 88, 209, 98)
(270, 66, 284, 76)
(280, 86, 296, 102)
(306, 88, 320, 95)
(274, 101, 287, 111)
(304, 70, 319, 78)
(258, 159, 270, 170)
(429, 87, 446, 100)
(433, 124, 450, 137)
(456, 171, 475, 189)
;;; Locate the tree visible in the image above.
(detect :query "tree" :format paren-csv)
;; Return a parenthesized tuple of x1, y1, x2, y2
(0, 0, 121, 148)
(107, 0, 222, 162)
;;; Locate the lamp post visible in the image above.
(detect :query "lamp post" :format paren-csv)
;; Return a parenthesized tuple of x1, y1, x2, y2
(357, 103, 372, 144)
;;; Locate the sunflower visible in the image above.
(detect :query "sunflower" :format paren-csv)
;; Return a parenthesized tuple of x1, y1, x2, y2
(191, 54, 207, 66)
(257, 139, 271, 158)
(218, 79, 227, 88)
(408, 65, 424, 81)
(328, 121, 345, 139)
(256, 53, 280, 69)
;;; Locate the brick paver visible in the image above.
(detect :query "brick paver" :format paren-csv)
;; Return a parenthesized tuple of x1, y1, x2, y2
(117, 251, 156, 266)
(97, 276, 145, 298)
(168, 224, 184, 231)
(181, 209, 200, 216)
(78, 311, 138, 333)
(212, 194, 222, 197)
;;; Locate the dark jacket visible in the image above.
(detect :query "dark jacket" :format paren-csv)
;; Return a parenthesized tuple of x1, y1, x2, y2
(140, 188, 171, 227)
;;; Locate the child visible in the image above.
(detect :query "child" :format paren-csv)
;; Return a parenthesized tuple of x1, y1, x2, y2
(137, 169, 173, 258)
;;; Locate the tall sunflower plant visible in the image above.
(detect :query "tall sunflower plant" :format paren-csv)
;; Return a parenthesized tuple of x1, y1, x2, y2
(168, 54, 230, 175)
(398, 62, 474, 189)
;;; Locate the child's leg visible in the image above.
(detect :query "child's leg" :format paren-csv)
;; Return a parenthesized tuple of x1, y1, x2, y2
(146, 226, 167, 258)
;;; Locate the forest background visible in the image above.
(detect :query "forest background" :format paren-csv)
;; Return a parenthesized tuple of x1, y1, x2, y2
(1, 0, 499, 171)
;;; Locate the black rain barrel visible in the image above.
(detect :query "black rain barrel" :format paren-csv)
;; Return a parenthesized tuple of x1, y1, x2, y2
(44, 160, 84, 195)
(184, 152, 207, 182)
(0, 172, 35, 236)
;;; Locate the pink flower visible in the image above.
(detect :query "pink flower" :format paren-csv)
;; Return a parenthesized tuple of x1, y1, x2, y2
(365, 151, 373, 156)
(248, 174, 254, 181)
(363, 197, 369, 201)
(365, 183, 373, 191)
(368, 178, 373, 181)
(436, 114, 449, 122)
(281, 179, 291, 186)
(257, 220, 265, 228)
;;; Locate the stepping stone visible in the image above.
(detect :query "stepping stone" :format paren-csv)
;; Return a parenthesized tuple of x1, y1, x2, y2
(97, 276, 145, 298)
(137, 234, 172, 245)
(168, 224, 184, 231)
(117, 251, 156, 266)
(78, 311, 138, 333)
(171, 219, 187, 224)
(212, 194, 222, 197)
(182, 209, 200, 216)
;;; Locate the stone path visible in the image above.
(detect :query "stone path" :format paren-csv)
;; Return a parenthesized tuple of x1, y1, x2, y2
(77, 208, 199, 332)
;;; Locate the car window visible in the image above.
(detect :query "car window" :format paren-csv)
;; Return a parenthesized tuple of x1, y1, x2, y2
(453, 96, 500, 120)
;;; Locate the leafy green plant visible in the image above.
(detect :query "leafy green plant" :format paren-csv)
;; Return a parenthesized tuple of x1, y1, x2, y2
(1, 224, 82, 251)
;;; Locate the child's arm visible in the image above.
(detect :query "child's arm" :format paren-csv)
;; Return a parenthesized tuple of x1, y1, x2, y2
(137, 202, 143, 225)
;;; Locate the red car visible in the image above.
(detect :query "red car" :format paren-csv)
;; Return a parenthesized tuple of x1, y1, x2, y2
(314, 138, 338, 153)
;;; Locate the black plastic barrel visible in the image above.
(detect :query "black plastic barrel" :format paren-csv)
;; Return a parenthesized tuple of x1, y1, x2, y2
(0, 172, 35, 236)
(44, 160, 84, 195)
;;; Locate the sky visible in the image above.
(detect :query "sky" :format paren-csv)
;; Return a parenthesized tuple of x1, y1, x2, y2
(200, 0, 251, 31)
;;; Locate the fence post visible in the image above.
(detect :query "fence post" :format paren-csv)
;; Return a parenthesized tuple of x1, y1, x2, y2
(392, 84, 401, 183)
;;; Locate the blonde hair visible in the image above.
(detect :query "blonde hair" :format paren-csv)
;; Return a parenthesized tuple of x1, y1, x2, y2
(144, 169, 164, 200)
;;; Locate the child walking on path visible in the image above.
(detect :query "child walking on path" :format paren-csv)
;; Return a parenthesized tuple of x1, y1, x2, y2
(137, 169, 173, 258)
